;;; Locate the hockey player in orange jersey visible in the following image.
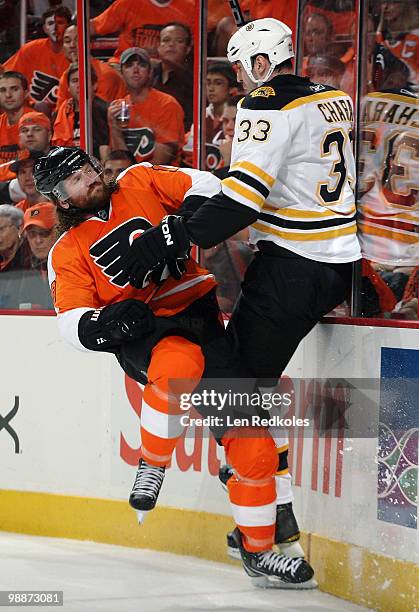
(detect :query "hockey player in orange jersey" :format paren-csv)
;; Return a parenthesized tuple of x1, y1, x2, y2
(33, 146, 316, 589)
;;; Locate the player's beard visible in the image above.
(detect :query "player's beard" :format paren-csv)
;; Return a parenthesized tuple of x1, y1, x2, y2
(56, 180, 118, 235)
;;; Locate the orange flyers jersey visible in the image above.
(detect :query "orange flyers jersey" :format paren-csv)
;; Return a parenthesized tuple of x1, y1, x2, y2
(56, 58, 126, 109)
(114, 90, 184, 163)
(358, 89, 418, 266)
(91, 0, 194, 59)
(4, 38, 69, 106)
(48, 164, 221, 350)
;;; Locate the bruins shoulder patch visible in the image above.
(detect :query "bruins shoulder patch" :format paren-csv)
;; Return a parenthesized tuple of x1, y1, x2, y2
(250, 86, 276, 99)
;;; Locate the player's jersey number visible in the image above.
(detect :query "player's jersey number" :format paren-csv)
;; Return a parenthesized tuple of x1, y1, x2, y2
(317, 129, 350, 206)
(237, 119, 271, 143)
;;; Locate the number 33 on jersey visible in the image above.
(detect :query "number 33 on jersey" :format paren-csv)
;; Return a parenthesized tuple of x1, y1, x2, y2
(222, 76, 361, 264)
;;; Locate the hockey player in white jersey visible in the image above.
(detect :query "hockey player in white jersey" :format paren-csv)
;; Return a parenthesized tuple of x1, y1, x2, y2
(120, 17, 362, 583)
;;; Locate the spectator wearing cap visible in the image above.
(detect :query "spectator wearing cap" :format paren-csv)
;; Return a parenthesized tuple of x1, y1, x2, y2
(0, 111, 51, 206)
(0, 71, 33, 166)
(0, 205, 30, 273)
(52, 63, 110, 162)
(103, 149, 136, 184)
(3, 6, 72, 107)
(108, 47, 184, 165)
(153, 22, 193, 131)
(11, 152, 50, 213)
(23, 203, 57, 277)
(89, 0, 194, 63)
(56, 23, 126, 109)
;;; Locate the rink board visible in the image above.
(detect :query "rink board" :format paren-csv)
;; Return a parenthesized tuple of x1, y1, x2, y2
(0, 316, 418, 611)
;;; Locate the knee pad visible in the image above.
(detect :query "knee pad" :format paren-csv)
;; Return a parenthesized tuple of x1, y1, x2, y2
(224, 427, 277, 482)
(148, 336, 205, 388)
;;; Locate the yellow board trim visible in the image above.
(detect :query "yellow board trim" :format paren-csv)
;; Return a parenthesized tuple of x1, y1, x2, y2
(0, 490, 417, 612)
(230, 161, 275, 187)
(359, 222, 418, 244)
(282, 90, 349, 111)
(253, 220, 357, 241)
(262, 202, 356, 219)
(222, 177, 264, 208)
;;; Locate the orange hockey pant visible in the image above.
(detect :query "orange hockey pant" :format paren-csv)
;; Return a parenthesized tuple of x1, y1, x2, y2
(139, 335, 277, 552)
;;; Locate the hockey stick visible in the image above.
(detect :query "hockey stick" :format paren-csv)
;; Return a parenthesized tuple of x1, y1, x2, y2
(228, 0, 246, 27)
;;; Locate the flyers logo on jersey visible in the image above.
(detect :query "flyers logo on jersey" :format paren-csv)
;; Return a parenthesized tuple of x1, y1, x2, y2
(250, 86, 276, 99)
(90, 217, 152, 287)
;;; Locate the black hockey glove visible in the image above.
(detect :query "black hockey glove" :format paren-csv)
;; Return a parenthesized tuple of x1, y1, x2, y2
(78, 299, 156, 352)
(120, 215, 191, 289)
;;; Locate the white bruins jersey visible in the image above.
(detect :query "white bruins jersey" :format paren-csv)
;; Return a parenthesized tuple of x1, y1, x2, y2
(358, 89, 419, 266)
(221, 74, 361, 263)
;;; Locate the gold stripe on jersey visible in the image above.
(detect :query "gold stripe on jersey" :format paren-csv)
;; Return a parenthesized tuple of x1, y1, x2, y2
(358, 221, 418, 244)
(262, 202, 356, 219)
(282, 90, 349, 111)
(253, 220, 357, 241)
(222, 177, 265, 210)
(230, 161, 276, 188)
(362, 205, 419, 224)
(367, 91, 419, 105)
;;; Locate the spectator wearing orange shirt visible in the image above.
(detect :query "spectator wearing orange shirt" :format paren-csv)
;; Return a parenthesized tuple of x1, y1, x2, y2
(3, 6, 72, 107)
(108, 48, 184, 165)
(52, 64, 110, 162)
(12, 153, 49, 213)
(0, 72, 33, 166)
(89, 0, 194, 63)
(0, 111, 51, 183)
(56, 23, 126, 109)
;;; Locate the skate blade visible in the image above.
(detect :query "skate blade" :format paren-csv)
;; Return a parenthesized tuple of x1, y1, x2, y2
(277, 541, 305, 558)
(251, 575, 318, 590)
(135, 509, 149, 525)
(227, 546, 241, 561)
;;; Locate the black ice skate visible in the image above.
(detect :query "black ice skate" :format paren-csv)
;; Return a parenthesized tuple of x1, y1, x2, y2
(275, 501, 305, 558)
(129, 458, 165, 524)
(234, 528, 317, 589)
(219, 464, 305, 559)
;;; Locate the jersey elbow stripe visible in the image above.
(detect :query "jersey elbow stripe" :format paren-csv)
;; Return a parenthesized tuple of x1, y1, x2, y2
(222, 177, 265, 211)
(262, 202, 356, 219)
(230, 161, 275, 188)
(253, 220, 357, 241)
(259, 211, 357, 230)
(228, 170, 270, 199)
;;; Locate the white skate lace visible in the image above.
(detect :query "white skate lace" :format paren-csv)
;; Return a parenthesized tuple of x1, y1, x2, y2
(256, 551, 304, 577)
(132, 461, 165, 499)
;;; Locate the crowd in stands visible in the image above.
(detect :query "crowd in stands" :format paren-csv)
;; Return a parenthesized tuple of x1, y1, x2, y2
(0, 0, 417, 318)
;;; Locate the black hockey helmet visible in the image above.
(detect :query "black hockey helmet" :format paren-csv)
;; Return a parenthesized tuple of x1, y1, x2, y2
(33, 146, 103, 201)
